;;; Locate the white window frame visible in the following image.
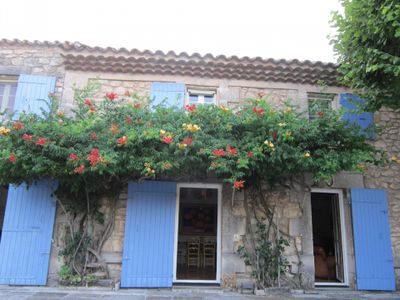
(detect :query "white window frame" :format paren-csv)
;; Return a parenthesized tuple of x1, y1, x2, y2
(173, 182, 222, 284)
(311, 188, 349, 287)
(0, 76, 18, 113)
(186, 89, 216, 106)
(307, 92, 337, 119)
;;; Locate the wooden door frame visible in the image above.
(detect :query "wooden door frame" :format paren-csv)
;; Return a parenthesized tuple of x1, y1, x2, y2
(173, 182, 222, 284)
(311, 188, 349, 287)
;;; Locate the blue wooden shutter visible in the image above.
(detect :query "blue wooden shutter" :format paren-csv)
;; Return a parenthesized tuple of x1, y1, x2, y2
(14, 74, 56, 118)
(121, 181, 177, 288)
(0, 181, 57, 285)
(150, 82, 186, 108)
(351, 188, 395, 291)
(340, 93, 374, 138)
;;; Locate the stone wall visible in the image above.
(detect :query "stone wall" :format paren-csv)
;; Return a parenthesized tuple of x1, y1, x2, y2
(97, 191, 128, 281)
(93, 79, 151, 103)
(239, 87, 299, 109)
(48, 190, 128, 285)
(0, 45, 65, 100)
(221, 183, 316, 289)
(364, 108, 400, 288)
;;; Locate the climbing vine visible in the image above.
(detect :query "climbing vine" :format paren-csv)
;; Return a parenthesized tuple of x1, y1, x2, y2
(0, 82, 385, 285)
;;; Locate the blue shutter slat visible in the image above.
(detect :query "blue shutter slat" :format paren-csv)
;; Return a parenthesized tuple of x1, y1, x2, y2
(0, 181, 57, 285)
(340, 93, 374, 138)
(150, 82, 185, 108)
(351, 188, 395, 291)
(14, 74, 56, 118)
(121, 181, 177, 288)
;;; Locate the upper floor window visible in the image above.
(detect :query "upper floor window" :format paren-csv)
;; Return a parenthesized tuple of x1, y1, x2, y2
(307, 92, 335, 119)
(187, 89, 216, 106)
(0, 76, 18, 114)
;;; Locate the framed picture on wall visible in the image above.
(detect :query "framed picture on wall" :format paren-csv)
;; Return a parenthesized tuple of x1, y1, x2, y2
(179, 204, 217, 235)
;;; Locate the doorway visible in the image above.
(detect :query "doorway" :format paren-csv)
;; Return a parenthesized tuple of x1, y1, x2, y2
(0, 186, 8, 242)
(173, 183, 221, 283)
(311, 190, 348, 286)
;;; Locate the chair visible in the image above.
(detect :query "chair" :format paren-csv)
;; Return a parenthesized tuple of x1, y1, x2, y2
(187, 242, 200, 268)
(203, 242, 216, 268)
(177, 242, 187, 266)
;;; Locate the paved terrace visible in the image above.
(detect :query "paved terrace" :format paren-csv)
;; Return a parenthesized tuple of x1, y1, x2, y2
(0, 286, 398, 300)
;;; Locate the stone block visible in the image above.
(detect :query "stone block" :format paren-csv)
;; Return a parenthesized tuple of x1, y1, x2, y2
(222, 253, 246, 273)
(222, 230, 234, 251)
(289, 218, 302, 236)
(233, 238, 244, 252)
(115, 86, 125, 95)
(11, 58, 23, 65)
(38, 58, 50, 64)
(112, 237, 123, 251)
(232, 201, 246, 217)
(102, 239, 113, 252)
(284, 239, 296, 256)
(295, 236, 303, 253)
(115, 219, 126, 235)
(277, 216, 289, 233)
(283, 202, 301, 218)
(108, 264, 122, 281)
(332, 172, 365, 188)
(235, 218, 246, 236)
(218, 86, 240, 104)
(101, 251, 122, 264)
(234, 190, 244, 201)
(221, 272, 237, 288)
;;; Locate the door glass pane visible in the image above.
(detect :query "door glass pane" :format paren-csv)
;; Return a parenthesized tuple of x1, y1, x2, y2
(204, 95, 214, 104)
(332, 196, 344, 282)
(0, 84, 5, 111)
(176, 187, 218, 281)
(7, 84, 17, 112)
(189, 95, 199, 104)
(0, 83, 17, 113)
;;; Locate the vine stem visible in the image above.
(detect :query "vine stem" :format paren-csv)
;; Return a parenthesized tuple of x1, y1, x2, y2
(55, 196, 81, 275)
(71, 185, 91, 276)
(97, 191, 119, 253)
(55, 197, 74, 240)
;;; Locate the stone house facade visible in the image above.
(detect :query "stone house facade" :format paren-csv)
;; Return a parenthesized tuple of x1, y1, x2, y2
(0, 39, 399, 291)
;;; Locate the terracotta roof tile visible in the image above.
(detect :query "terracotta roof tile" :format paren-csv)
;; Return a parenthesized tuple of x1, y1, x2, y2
(0, 39, 340, 85)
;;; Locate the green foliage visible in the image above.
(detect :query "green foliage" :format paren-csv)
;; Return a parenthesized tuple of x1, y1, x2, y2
(59, 231, 91, 268)
(0, 82, 384, 195)
(331, 0, 400, 111)
(237, 220, 290, 288)
(58, 265, 82, 285)
(58, 265, 73, 281)
(83, 274, 98, 285)
(58, 264, 98, 286)
(0, 82, 387, 285)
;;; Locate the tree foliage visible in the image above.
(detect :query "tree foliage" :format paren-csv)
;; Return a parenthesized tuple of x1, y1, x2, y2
(331, 0, 400, 111)
(0, 83, 384, 194)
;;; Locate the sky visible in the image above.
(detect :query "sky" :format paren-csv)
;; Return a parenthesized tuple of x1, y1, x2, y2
(0, 0, 342, 62)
